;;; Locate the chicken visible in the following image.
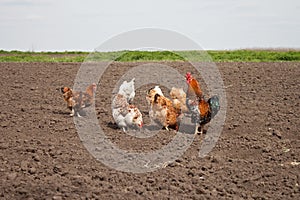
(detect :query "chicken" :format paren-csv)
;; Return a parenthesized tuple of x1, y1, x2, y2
(61, 83, 97, 117)
(118, 78, 135, 103)
(146, 86, 180, 131)
(112, 79, 143, 132)
(170, 87, 188, 114)
(185, 72, 220, 135)
(81, 83, 97, 107)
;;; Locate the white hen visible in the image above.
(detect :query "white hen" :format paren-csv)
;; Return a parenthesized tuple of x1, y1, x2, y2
(118, 78, 135, 103)
(112, 79, 143, 132)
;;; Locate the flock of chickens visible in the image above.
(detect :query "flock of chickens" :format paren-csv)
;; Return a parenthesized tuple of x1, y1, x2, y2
(61, 72, 220, 135)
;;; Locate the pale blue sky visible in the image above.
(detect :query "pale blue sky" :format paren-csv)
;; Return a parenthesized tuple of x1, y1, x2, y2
(0, 0, 299, 51)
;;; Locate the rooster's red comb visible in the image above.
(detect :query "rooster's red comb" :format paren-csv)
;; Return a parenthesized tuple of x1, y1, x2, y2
(185, 72, 192, 82)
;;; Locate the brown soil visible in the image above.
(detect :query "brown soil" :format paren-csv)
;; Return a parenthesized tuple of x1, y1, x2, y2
(0, 62, 299, 199)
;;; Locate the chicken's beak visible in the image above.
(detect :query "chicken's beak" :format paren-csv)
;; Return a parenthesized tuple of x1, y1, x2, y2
(139, 122, 143, 128)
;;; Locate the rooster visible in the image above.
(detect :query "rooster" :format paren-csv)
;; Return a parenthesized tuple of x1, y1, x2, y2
(146, 86, 180, 131)
(61, 83, 97, 117)
(185, 72, 220, 135)
(112, 79, 143, 132)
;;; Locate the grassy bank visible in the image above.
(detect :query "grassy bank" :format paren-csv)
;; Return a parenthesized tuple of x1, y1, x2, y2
(0, 49, 299, 62)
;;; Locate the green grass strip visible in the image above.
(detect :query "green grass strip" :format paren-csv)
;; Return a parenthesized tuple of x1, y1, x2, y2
(0, 50, 299, 62)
